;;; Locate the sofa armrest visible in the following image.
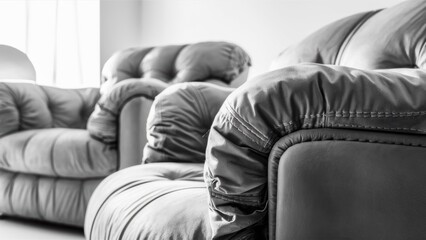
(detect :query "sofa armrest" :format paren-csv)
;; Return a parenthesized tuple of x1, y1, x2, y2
(143, 82, 233, 164)
(87, 78, 168, 144)
(0, 82, 99, 137)
(204, 64, 426, 239)
(118, 97, 153, 169)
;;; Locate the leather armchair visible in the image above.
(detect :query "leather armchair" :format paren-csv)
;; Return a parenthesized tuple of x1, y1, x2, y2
(0, 41, 251, 227)
(85, 0, 426, 239)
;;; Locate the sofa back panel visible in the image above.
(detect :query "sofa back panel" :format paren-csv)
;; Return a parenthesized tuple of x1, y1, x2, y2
(0, 82, 100, 137)
(270, 11, 377, 70)
(141, 45, 187, 81)
(339, 0, 426, 69)
(272, 0, 426, 70)
(100, 42, 252, 94)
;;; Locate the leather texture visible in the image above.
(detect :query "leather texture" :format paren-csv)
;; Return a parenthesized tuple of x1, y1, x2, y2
(0, 41, 250, 227)
(85, 163, 211, 240)
(0, 169, 101, 226)
(205, 64, 426, 239)
(271, 0, 426, 70)
(85, 1, 426, 239)
(143, 82, 233, 164)
(205, 1, 426, 237)
(0, 128, 116, 178)
(270, 129, 426, 239)
(85, 82, 232, 239)
(118, 97, 153, 169)
(100, 41, 251, 94)
(0, 82, 100, 138)
(88, 78, 168, 144)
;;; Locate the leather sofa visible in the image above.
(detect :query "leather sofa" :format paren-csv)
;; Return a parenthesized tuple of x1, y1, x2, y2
(85, 0, 426, 239)
(0, 42, 251, 227)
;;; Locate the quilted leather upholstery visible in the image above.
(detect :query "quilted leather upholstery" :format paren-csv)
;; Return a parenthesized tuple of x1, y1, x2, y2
(100, 42, 251, 93)
(0, 82, 99, 137)
(143, 82, 233, 164)
(0, 41, 251, 227)
(85, 163, 210, 240)
(86, 1, 426, 239)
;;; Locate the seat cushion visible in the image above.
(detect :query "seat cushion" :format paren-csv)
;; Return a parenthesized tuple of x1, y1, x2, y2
(85, 162, 211, 240)
(0, 128, 117, 178)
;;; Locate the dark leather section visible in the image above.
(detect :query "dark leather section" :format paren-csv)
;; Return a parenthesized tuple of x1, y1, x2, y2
(100, 42, 251, 94)
(269, 128, 426, 239)
(0, 169, 102, 227)
(118, 97, 153, 169)
(272, 0, 426, 70)
(205, 64, 426, 239)
(88, 78, 167, 144)
(0, 82, 100, 137)
(85, 163, 211, 240)
(143, 82, 233, 164)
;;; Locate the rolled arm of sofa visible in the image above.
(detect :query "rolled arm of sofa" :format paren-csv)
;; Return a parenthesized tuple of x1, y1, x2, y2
(143, 82, 233, 164)
(88, 78, 168, 144)
(204, 64, 426, 239)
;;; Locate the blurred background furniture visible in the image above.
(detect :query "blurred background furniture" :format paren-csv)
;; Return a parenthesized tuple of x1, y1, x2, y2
(85, 0, 426, 239)
(0, 41, 251, 227)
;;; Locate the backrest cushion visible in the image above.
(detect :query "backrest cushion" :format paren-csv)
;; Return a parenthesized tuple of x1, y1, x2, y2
(0, 82, 99, 137)
(101, 42, 251, 93)
(271, 0, 426, 70)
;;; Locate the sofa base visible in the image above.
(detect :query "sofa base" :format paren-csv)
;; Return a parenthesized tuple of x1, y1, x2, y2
(0, 169, 103, 227)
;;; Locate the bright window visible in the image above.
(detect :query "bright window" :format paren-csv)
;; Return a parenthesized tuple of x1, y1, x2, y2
(0, 0, 100, 88)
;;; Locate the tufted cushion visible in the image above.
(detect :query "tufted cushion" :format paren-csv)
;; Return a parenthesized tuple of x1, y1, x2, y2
(85, 163, 211, 240)
(0, 128, 117, 178)
(0, 169, 101, 226)
(0, 82, 100, 138)
(143, 82, 233, 164)
(100, 41, 251, 93)
(271, 0, 426, 70)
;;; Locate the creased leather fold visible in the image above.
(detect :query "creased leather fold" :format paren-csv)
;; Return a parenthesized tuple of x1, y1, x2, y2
(205, 64, 426, 239)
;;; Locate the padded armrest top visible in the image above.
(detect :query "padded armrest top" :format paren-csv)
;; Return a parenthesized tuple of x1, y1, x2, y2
(0, 82, 100, 137)
(205, 64, 426, 239)
(271, 0, 426, 70)
(101, 41, 251, 93)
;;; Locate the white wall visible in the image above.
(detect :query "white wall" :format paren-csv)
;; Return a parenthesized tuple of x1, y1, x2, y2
(100, 0, 141, 68)
(138, 0, 407, 79)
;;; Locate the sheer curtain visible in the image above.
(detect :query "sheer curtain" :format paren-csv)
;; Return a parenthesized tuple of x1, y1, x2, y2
(0, 0, 100, 88)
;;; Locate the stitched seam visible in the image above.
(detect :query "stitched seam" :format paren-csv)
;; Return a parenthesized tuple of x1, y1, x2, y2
(278, 112, 426, 134)
(329, 123, 426, 133)
(225, 103, 269, 141)
(227, 117, 262, 146)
